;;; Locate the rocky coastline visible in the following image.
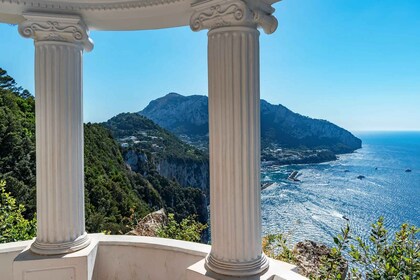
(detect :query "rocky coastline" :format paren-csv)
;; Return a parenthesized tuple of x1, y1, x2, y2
(176, 135, 346, 167)
(262, 146, 338, 167)
(139, 92, 362, 168)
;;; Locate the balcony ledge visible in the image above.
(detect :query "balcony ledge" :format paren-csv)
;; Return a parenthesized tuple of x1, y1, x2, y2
(0, 234, 307, 280)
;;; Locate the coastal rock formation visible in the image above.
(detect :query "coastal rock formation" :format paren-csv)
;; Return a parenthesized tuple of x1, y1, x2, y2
(156, 159, 209, 194)
(125, 149, 209, 195)
(260, 100, 361, 153)
(293, 240, 348, 279)
(103, 113, 209, 223)
(127, 209, 167, 237)
(125, 149, 149, 173)
(103, 112, 209, 193)
(262, 148, 337, 166)
(140, 93, 362, 154)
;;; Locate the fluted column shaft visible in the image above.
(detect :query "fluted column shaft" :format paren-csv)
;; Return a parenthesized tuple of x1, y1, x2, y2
(19, 13, 93, 255)
(190, 0, 278, 276)
(206, 25, 268, 277)
(33, 41, 89, 254)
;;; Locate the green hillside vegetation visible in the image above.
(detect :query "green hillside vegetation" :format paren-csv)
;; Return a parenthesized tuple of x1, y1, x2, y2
(0, 67, 206, 234)
(0, 69, 36, 218)
(84, 123, 153, 233)
(103, 113, 208, 223)
(104, 113, 207, 163)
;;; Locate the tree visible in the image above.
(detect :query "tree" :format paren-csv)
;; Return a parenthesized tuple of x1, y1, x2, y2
(0, 68, 16, 90)
(0, 75, 36, 217)
(0, 68, 26, 95)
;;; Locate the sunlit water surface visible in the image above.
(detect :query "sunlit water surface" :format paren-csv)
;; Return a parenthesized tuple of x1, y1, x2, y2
(261, 132, 420, 246)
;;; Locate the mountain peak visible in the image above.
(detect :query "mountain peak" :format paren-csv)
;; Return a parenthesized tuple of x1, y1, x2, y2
(165, 92, 182, 97)
(140, 93, 209, 136)
(140, 94, 361, 153)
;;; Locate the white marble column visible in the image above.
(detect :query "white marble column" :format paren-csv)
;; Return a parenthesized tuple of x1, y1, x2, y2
(191, 0, 278, 277)
(206, 25, 268, 277)
(18, 13, 93, 255)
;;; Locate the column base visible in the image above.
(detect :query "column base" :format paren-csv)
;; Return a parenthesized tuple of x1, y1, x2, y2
(205, 253, 269, 277)
(30, 232, 90, 255)
(13, 234, 100, 280)
(187, 257, 309, 280)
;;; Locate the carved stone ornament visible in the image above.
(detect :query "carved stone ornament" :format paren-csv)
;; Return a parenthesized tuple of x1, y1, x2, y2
(190, 0, 278, 34)
(2, 0, 182, 11)
(18, 13, 94, 51)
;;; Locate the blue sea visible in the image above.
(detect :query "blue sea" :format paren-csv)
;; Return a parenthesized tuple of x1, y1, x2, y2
(261, 132, 420, 246)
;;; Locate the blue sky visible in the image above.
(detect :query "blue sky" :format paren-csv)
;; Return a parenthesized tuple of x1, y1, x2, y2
(1, 0, 419, 131)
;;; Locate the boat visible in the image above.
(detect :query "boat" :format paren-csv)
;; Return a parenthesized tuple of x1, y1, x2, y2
(261, 182, 274, 190)
(288, 171, 301, 182)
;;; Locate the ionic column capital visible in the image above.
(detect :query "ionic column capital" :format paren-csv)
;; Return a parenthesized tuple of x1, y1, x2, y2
(190, 0, 278, 34)
(18, 13, 93, 52)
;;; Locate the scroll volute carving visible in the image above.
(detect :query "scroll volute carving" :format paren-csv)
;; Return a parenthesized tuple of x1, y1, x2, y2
(190, 0, 278, 34)
(19, 13, 93, 51)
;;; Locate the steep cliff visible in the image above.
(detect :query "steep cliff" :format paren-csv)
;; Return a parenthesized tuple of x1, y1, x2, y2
(102, 113, 209, 220)
(124, 149, 209, 196)
(156, 159, 209, 193)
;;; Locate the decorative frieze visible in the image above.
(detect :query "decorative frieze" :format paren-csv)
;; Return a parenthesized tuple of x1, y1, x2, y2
(18, 13, 93, 51)
(2, 0, 182, 11)
(190, 0, 278, 34)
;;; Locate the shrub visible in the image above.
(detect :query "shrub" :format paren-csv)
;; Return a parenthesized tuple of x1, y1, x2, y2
(0, 180, 36, 243)
(156, 213, 207, 243)
(317, 225, 350, 280)
(262, 233, 296, 264)
(349, 217, 420, 279)
(263, 218, 419, 280)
